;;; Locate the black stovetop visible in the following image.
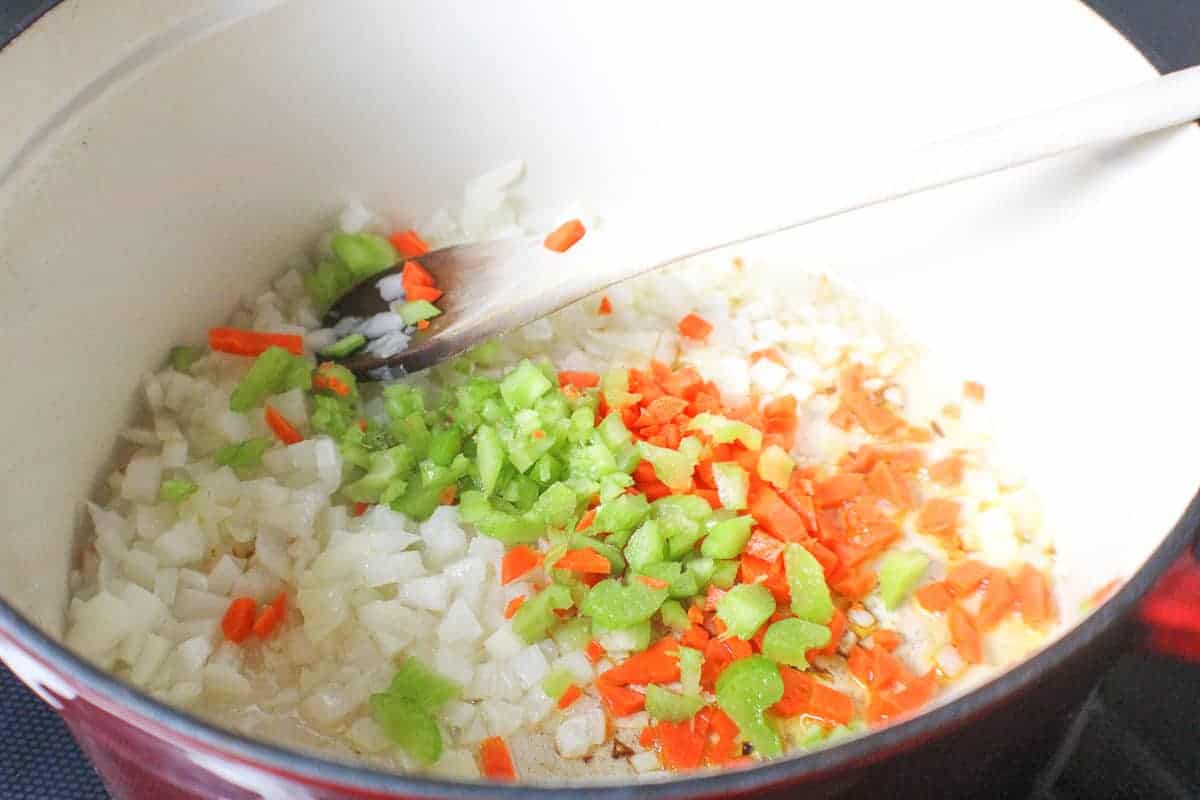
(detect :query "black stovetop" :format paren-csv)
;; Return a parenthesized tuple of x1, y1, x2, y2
(1, 1, 1198, 798)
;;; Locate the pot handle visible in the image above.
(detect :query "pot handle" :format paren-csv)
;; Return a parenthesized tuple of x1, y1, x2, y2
(1139, 547, 1200, 661)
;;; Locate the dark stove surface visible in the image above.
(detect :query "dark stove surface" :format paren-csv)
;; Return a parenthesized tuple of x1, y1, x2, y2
(0, 1, 1197, 798)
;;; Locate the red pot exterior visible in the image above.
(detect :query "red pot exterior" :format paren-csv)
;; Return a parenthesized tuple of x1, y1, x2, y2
(2, 606, 1137, 800)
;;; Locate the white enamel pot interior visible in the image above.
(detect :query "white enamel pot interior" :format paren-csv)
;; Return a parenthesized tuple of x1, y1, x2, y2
(1, 0, 1198, 794)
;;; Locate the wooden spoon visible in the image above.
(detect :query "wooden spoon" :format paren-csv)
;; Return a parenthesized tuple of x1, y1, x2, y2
(327, 64, 1200, 379)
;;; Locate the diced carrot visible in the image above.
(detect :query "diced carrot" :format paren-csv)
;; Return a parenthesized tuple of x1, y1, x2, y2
(963, 381, 985, 402)
(575, 508, 597, 532)
(1016, 563, 1055, 626)
(555, 548, 613, 575)
(942, 403, 962, 419)
(439, 485, 457, 505)
(501, 545, 542, 585)
(416, 319, 430, 331)
(677, 313, 713, 341)
(945, 560, 989, 596)
(585, 640, 606, 664)
(405, 283, 443, 303)
(401, 259, 436, 287)
(389, 229, 430, 258)
(602, 638, 680, 685)
(947, 605, 983, 664)
(264, 405, 304, 445)
(479, 736, 517, 781)
(743, 530, 786, 563)
(208, 327, 303, 357)
(544, 219, 587, 252)
(687, 604, 705, 625)
(221, 597, 257, 643)
(928, 455, 965, 487)
(559, 371, 601, 390)
(831, 567, 877, 600)
(977, 569, 1015, 629)
(351, 501, 369, 517)
(872, 629, 903, 651)
(503, 595, 525, 619)
(838, 365, 904, 436)
(747, 483, 806, 540)
(655, 716, 708, 771)
(808, 607, 846, 661)
(771, 667, 854, 725)
(739, 555, 790, 603)
(597, 295, 613, 315)
(637, 575, 671, 590)
(681, 624, 710, 649)
(813, 473, 867, 508)
(916, 498, 961, 541)
(865, 461, 913, 509)
(252, 592, 287, 639)
(703, 707, 742, 766)
(915, 581, 954, 613)
(750, 347, 787, 366)
(557, 684, 583, 710)
(1086, 578, 1122, 609)
(644, 396, 689, 424)
(596, 678, 646, 716)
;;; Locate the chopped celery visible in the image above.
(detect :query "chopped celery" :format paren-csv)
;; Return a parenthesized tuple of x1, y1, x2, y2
(659, 599, 690, 631)
(638, 561, 683, 586)
(345, 447, 412, 503)
(168, 345, 202, 373)
(397, 300, 442, 325)
(466, 340, 505, 366)
(331, 232, 397, 278)
(512, 584, 573, 643)
(229, 346, 312, 412)
(701, 515, 754, 559)
(214, 438, 272, 468)
(457, 491, 544, 544)
(541, 666, 575, 700)
(624, 520, 667, 570)
(761, 618, 831, 668)
(596, 412, 633, 449)
(159, 479, 197, 502)
(687, 413, 763, 450)
(757, 444, 795, 490)
(384, 658, 460, 710)
(567, 407, 596, 443)
(312, 362, 356, 398)
(715, 655, 784, 758)
(679, 646, 704, 696)
(712, 462, 749, 511)
(667, 526, 706, 560)
(710, 559, 740, 589)
(305, 258, 357, 311)
(500, 360, 554, 411)
(879, 549, 931, 610)
(551, 617, 591, 652)
(581, 578, 668, 629)
(384, 384, 426, 419)
(311, 394, 357, 438)
(637, 439, 702, 491)
(653, 495, 713, 528)
(716, 583, 776, 639)
(686, 556, 716, 587)
(597, 472, 634, 503)
(593, 493, 650, 535)
(427, 426, 463, 467)
(369, 693, 442, 764)
(785, 543, 834, 625)
(601, 369, 640, 409)
(531, 482, 578, 528)
(645, 685, 704, 722)
(474, 424, 504, 496)
(568, 442, 619, 481)
(531, 453, 563, 485)
(389, 480, 445, 521)
(668, 569, 700, 600)
(594, 619, 652, 652)
(321, 333, 367, 359)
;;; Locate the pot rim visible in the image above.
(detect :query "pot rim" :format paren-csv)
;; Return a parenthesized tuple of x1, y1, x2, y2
(1, 2, 1197, 796)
